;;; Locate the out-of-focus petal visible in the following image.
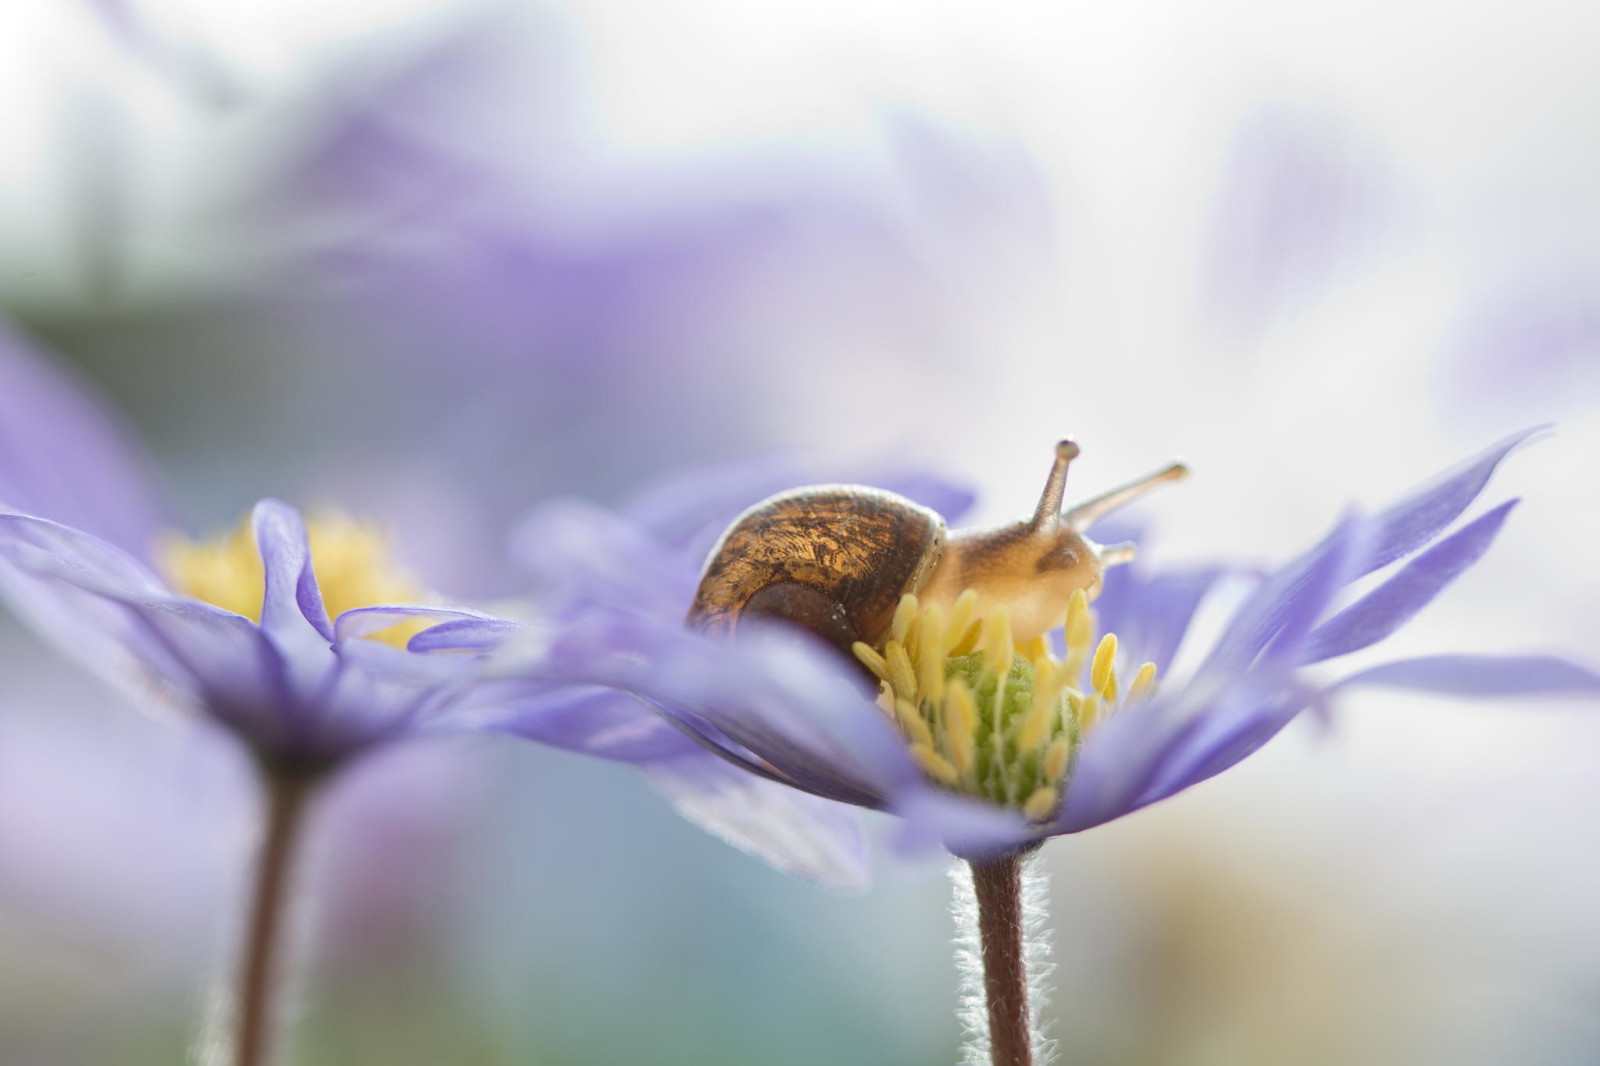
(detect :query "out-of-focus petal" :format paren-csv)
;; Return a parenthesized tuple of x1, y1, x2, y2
(408, 615, 527, 652)
(888, 787, 1037, 862)
(514, 497, 697, 617)
(643, 753, 872, 891)
(251, 499, 332, 642)
(0, 323, 169, 560)
(1360, 426, 1542, 577)
(1191, 513, 1367, 685)
(1061, 516, 1365, 832)
(1304, 500, 1518, 662)
(332, 604, 502, 643)
(1337, 655, 1600, 697)
(536, 614, 916, 808)
(0, 514, 179, 691)
(1093, 564, 1228, 674)
(481, 683, 704, 762)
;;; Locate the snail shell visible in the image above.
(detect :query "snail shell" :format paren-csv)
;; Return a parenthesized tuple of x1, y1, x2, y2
(686, 486, 944, 656)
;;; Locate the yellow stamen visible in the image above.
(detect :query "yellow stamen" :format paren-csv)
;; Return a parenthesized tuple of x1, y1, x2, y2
(886, 641, 918, 701)
(160, 511, 431, 649)
(1129, 661, 1158, 702)
(852, 642, 890, 684)
(981, 609, 1014, 681)
(891, 593, 918, 644)
(1064, 588, 1093, 675)
(911, 744, 960, 786)
(1043, 736, 1070, 782)
(944, 677, 978, 774)
(1091, 633, 1119, 696)
(1022, 785, 1059, 821)
(946, 589, 979, 650)
(869, 589, 1157, 817)
(894, 699, 934, 749)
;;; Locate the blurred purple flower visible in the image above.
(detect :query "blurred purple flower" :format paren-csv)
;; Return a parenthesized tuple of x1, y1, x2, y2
(1442, 258, 1600, 421)
(233, 13, 1054, 593)
(0, 322, 513, 774)
(1203, 109, 1401, 333)
(458, 430, 1600, 879)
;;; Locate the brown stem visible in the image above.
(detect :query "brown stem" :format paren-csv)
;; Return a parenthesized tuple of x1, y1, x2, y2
(234, 771, 314, 1066)
(970, 854, 1033, 1066)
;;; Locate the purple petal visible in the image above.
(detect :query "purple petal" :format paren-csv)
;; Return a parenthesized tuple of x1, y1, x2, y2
(331, 604, 503, 644)
(1337, 655, 1600, 697)
(1360, 427, 1543, 578)
(408, 615, 527, 652)
(513, 497, 697, 617)
(643, 753, 872, 890)
(1093, 564, 1227, 674)
(536, 614, 916, 808)
(1192, 512, 1368, 683)
(0, 514, 180, 690)
(295, 640, 476, 758)
(0, 523, 298, 751)
(113, 599, 298, 752)
(251, 500, 333, 642)
(888, 787, 1037, 862)
(0, 322, 169, 561)
(1304, 500, 1518, 662)
(1060, 519, 1365, 833)
(483, 684, 704, 762)
(618, 453, 814, 549)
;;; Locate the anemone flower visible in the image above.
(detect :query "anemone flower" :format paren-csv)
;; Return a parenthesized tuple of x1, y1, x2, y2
(464, 428, 1600, 1066)
(0, 323, 517, 1066)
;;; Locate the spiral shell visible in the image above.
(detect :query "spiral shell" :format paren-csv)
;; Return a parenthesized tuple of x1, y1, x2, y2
(687, 486, 946, 655)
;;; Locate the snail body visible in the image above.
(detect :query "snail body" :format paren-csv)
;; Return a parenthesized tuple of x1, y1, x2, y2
(687, 441, 1187, 658)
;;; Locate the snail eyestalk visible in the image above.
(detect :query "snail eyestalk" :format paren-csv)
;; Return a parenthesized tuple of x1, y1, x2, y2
(1063, 460, 1189, 532)
(1030, 439, 1080, 529)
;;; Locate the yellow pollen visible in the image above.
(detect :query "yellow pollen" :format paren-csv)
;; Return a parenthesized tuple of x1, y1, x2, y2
(1129, 661, 1158, 702)
(158, 511, 432, 649)
(1091, 633, 1119, 697)
(863, 588, 1158, 822)
(1022, 785, 1059, 821)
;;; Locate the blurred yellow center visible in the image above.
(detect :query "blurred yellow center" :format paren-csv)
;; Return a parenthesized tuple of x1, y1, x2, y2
(853, 588, 1157, 822)
(158, 513, 431, 649)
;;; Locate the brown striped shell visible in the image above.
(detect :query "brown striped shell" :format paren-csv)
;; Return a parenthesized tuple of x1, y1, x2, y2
(687, 486, 946, 656)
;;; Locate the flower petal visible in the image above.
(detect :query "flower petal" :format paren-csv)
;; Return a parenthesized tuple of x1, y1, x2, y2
(534, 614, 918, 808)
(1191, 512, 1368, 684)
(642, 753, 872, 890)
(484, 684, 705, 762)
(1336, 654, 1600, 696)
(1061, 516, 1365, 832)
(1359, 426, 1543, 577)
(1304, 500, 1518, 662)
(408, 615, 527, 652)
(513, 497, 697, 617)
(251, 499, 333, 642)
(0, 323, 170, 560)
(331, 604, 504, 644)
(1094, 563, 1228, 674)
(0, 514, 179, 689)
(888, 787, 1037, 862)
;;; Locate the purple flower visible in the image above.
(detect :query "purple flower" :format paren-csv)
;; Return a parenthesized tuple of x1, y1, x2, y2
(472, 431, 1600, 882)
(0, 322, 511, 774)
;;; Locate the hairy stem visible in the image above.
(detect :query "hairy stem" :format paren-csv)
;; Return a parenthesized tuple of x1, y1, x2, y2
(233, 771, 314, 1066)
(970, 854, 1034, 1066)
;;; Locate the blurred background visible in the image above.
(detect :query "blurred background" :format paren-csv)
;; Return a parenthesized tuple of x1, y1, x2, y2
(3, 0, 1600, 1063)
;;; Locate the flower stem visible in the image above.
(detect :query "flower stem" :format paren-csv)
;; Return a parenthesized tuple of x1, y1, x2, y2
(233, 770, 315, 1066)
(970, 853, 1034, 1066)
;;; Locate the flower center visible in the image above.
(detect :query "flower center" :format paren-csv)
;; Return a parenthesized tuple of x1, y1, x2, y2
(158, 513, 431, 649)
(853, 588, 1157, 821)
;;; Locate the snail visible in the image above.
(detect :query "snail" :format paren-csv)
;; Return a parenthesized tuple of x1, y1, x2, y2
(687, 441, 1188, 657)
